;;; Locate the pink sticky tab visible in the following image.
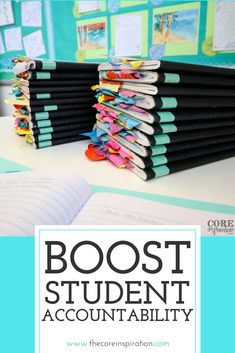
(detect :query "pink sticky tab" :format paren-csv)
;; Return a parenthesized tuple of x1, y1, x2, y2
(107, 140, 120, 150)
(125, 162, 134, 170)
(103, 116, 114, 123)
(121, 90, 135, 97)
(109, 154, 126, 167)
(110, 123, 123, 134)
(101, 110, 107, 116)
(109, 111, 118, 118)
(119, 103, 129, 109)
(122, 70, 134, 74)
(130, 105, 147, 113)
(119, 149, 132, 159)
(126, 135, 137, 142)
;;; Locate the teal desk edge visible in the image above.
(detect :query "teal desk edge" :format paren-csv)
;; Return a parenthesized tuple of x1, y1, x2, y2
(92, 185, 235, 215)
(1, 157, 234, 214)
(0, 157, 31, 173)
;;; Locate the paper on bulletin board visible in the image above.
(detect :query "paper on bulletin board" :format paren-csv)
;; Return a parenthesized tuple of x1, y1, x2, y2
(213, 1, 235, 51)
(23, 29, 46, 57)
(0, 1, 14, 27)
(4, 27, 23, 52)
(76, 17, 108, 59)
(0, 33, 5, 54)
(114, 14, 142, 57)
(111, 10, 148, 58)
(153, 2, 201, 56)
(21, 1, 42, 27)
(78, 0, 101, 13)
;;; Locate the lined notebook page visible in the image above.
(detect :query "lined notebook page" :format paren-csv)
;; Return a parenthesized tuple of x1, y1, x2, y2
(73, 192, 234, 236)
(0, 171, 92, 236)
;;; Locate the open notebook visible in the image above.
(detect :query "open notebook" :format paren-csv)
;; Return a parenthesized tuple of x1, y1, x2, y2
(0, 171, 234, 236)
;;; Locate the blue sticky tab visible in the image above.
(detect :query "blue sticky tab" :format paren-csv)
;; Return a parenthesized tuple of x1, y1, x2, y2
(119, 114, 140, 129)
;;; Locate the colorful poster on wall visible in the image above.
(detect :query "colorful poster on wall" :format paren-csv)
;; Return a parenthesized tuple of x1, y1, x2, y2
(153, 2, 200, 56)
(76, 17, 108, 59)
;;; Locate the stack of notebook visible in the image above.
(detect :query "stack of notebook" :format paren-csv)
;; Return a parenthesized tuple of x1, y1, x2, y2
(5, 58, 98, 148)
(91, 59, 235, 180)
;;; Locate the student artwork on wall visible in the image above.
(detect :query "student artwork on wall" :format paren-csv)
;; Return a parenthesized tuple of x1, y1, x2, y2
(23, 29, 46, 58)
(73, 0, 106, 18)
(21, 1, 42, 27)
(213, 0, 235, 51)
(111, 11, 148, 58)
(4, 26, 23, 52)
(76, 17, 108, 60)
(2, 0, 235, 80)
(153, 2, 200, 56)
(203, 0, 235, 57)
(0, 1, 49, 80)
(0, 0, 14, 26)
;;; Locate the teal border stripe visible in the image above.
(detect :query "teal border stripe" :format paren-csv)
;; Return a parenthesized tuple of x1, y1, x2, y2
(92, 185, 235, 214)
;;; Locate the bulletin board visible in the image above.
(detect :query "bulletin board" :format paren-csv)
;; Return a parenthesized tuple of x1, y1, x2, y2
(0, 1, 52, 80)
(1, 0, 235, 81)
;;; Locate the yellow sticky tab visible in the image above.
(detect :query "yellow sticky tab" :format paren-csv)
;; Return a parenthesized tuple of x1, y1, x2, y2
(91, 84, 100, 91)
(98, 95, 105, 103)
(5, 97, 28, 106)
(108, 148, 118, 154)
(25, 134, 33, 143)
(130, 60, 143, 69)
(118, 121, 129, 129)
(15, 128, 29, 136)
(118, 164, 126, 169)
(100, 81, 120, 93)
(121, 58, 143, 68)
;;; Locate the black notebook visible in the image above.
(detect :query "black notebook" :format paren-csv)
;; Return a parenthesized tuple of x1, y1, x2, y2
(130, 149, 235, 181)
(23, 91, 94, 101)
(26, 71, 98, 81)
(29, 107, 95, 122)
(99, 70, 235, 87)
(14, 59, 98, 72)
(30, 121, 95, 136)
(115, 83, 235, 97)
(20, 79, 97, 87)
(102, 102, 235, 124)
(98, 59, 235, 77)
(97, 120, 235, 147)
(129, 141, 235, 169)
(29, 114, 96, 129)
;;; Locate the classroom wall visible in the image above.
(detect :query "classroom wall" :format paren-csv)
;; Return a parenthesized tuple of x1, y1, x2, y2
(1, 0, 235, 113)
(1, 1, 235, 77)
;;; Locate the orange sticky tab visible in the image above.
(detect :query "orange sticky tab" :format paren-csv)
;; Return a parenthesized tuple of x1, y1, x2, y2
(85, 144, 106, 161)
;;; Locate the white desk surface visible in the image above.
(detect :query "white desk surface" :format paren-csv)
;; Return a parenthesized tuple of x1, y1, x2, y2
(0, 116, 235, 207)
